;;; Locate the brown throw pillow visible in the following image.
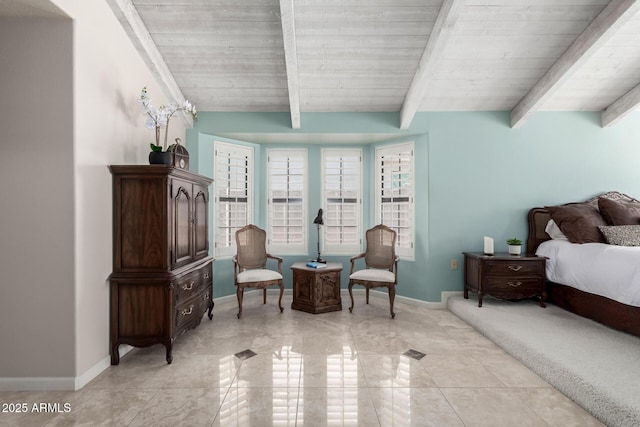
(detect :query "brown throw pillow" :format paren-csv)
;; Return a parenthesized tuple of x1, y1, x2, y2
(598, 197, 640, 226)
(546, 203, 606, 244)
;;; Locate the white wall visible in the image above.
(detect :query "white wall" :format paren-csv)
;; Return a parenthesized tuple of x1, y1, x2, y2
(56, 0, 188, 386)
(0, 0, 187, 389)
(194, 110, 640, 302)
(0, 17, 75, 379)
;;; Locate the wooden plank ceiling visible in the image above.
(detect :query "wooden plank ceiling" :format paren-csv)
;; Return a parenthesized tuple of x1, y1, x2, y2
(107, 0, 640, 129)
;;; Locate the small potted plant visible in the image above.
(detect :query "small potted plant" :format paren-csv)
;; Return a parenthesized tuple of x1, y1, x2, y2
(507, 238, 522, 255)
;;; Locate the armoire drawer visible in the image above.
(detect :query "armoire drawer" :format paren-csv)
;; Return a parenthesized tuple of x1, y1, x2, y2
(174, 262, 212, 302)
(175, 289, 210, 333)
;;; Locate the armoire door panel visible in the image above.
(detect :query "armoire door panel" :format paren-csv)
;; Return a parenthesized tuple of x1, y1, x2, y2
(119, 177, 166, 270)
(194, 186, 209, 259)
(172, 180, 193, 269)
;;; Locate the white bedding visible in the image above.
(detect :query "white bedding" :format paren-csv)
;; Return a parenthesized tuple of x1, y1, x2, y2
(536, 240, 640, 307)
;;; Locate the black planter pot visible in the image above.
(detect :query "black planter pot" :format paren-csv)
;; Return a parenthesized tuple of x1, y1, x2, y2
(149, 151, 173, 165)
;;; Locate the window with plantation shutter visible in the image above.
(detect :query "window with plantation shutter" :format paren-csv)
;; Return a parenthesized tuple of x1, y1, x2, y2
(267, 149, 307, 254)
(214, 142, 253, 258)
(322, 149, 362, 255)
(375, 142, 415, 260)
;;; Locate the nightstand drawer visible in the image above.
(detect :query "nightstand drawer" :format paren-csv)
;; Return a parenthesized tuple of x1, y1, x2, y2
(485, 277, 542, 292)
(484, 260, 542, 277)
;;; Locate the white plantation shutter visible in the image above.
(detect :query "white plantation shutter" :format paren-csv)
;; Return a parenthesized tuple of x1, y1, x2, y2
(267, 149, 307, 254)
(322, 149, 362, 254)
(376, 142, 415, 260)
(214, 142, 253, 257)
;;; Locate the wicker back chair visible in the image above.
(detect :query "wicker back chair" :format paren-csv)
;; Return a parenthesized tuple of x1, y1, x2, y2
(348, 224, 399, 318)
(233, 225, 284, 319)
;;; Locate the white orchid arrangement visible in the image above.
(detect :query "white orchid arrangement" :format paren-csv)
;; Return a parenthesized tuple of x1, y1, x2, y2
(139, 86, 197, 152)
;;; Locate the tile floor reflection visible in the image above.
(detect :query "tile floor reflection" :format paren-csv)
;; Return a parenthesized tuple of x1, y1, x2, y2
(0, 295, 604, 426)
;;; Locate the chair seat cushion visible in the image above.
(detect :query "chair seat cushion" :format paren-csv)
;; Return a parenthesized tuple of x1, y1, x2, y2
(237, 269, 283, 284)
(350, 269, 395, 283)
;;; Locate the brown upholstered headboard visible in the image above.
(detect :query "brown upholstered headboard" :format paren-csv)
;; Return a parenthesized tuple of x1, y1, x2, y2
(527, 207, 552, 255)
(526, 191, 638, 254)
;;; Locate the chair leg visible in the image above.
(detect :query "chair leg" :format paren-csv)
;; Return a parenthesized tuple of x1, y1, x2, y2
(236, 287, 244, 319)
(263, 288, 267, 304)
(278, 283, 284, 313)
(389, 285, 396, 319)
(366, 288, 370, 304)
(348, 281, 355, 313)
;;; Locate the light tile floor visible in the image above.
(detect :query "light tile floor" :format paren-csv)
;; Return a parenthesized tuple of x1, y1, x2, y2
(0, 295, 603, 426)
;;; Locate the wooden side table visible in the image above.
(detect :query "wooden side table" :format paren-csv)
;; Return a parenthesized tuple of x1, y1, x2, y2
(463, 252, 547, 308)
(291, 262, 343, 313)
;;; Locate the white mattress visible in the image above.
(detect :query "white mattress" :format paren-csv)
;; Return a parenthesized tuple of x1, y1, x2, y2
(536, 240, 640, 307)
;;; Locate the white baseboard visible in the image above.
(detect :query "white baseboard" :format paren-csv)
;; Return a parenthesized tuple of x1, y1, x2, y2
(74, 357, 110, 391)
(217, 288, 463, 310)
(440, 291, 465, 308)
(0, 376, 76, 391)
(0, 345, 134, 391)
(74, 344, 133, 390)
(346, 289, 463, 309)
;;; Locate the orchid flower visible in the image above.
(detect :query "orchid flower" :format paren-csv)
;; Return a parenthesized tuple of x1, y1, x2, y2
(139, 87, 197, 151)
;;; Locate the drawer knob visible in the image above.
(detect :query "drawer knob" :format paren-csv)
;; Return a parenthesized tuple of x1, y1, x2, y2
(507, 281, 522, 287)
(508, 265, 523, 272)
(182, 282, 194, 291)
(204, 272, 210, 279)
(182, 305, 193, 316)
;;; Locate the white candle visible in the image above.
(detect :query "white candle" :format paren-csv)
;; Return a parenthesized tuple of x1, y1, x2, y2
(484, 236, 494, 255)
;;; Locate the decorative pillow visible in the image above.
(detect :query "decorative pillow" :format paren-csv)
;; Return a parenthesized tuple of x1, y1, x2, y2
(598, 225, 640, 246)
(546, 203, 606, 244)
(544, 219, 568, 240)
(598, 197, 640, 226)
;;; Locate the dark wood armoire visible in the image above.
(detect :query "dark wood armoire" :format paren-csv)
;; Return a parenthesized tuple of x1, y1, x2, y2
(109, 165, 214, 364)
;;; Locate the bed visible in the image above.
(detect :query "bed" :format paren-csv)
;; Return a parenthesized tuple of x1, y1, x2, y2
(527, 191, 640, 337)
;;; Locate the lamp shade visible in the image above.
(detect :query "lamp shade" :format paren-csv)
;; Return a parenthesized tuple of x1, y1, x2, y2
(313, 208, 324, 225)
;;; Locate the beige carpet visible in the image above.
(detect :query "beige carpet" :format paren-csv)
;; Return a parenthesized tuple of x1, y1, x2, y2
(447, 295, 640, 427)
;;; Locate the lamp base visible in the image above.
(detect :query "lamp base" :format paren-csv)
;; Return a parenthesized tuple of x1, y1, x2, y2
(313, 257, 326, 264)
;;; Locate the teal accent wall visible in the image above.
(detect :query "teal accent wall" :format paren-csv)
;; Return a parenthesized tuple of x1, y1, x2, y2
(188, 111, 640, 303)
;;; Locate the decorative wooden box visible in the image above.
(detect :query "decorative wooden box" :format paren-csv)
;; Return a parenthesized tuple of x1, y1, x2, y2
(169, 142, 189, 170)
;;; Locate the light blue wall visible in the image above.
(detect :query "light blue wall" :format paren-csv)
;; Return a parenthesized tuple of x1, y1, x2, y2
(187, 111, 640, 302)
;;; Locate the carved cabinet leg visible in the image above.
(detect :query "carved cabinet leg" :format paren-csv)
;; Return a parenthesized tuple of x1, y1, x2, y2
(208, 299, 214, 320)
(165, 342, 173, 364)
(540, 290, 547, 308)
(111, 344, 120, 365)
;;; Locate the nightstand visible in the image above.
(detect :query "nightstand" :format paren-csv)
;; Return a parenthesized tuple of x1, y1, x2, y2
(462, 252, 547, 308)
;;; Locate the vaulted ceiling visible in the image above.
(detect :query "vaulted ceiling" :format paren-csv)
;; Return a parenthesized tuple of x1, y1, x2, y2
(76, 1, 640, 129)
